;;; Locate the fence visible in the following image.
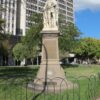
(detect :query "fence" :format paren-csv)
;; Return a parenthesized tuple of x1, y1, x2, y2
(0, 73, 100, 100)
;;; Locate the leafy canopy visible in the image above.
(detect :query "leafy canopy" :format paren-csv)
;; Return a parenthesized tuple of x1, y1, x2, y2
(74, 37, 100, 58)
(59, 22, 81, 58)
(13, 12, 43, 60)
(13, 43, 30, 61)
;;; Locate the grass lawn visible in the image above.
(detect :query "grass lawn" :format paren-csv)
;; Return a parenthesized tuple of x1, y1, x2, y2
(65, 64, 100, 77)
(0, 65, 100, 100)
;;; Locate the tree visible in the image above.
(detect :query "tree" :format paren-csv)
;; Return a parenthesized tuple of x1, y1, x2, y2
(74, 38, 100, 64)
(0, 6, 15, 65)
(0, 20, 4, 32)
(0, 6, 5, 39)
(0, 34, 13, 65)
(0, 18, 4, 42)
(59, 22, 81, 58)
(13, 43, 30, 64)
(21, 12, 43, 63)
(95, 40, 100, 59)
(22, 12, 43, 43)
(0, 9, 5, 58)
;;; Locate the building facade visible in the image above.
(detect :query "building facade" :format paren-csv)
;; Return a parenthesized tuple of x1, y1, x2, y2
(0, 0, 74, 36)
(0, 0, 17, 35)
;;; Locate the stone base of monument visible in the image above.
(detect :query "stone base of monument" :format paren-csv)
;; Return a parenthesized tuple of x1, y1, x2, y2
(28, 28, 74, 92)
(28, 64, 74, 92)
(28, 82, 74, 93)
(28, 81, 73, 93)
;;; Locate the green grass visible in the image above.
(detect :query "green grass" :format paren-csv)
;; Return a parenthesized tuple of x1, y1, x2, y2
(65, 65, 100, 77)
(0, 65, 100, 100)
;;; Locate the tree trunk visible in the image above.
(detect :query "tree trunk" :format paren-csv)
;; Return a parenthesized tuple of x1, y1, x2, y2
(87, 58, 90, 64)
(31, 58, 34, 65)
(37, 56, 39, 65)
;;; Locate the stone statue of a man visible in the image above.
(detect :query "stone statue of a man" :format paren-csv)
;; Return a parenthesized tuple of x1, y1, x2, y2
(43, 0, 58, 30)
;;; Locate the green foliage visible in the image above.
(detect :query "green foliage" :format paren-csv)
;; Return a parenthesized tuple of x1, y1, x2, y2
(14, 12, 81, 61)
(0, 16, 5, 60)
(0, 18, 4, 40)
(0, 20, 4, 32)
(13, 43, 29, 61)
(59, 22, 81, 58)
(95, 40, 100, 58)
(0, 7, 5, 34)
(2, 39, 11, 55)
(12, 12, 43, 62)
(74, 37, 100, 59)
(0, 33, 13, 58)
(22, 12, 43, 44)
(21, 12, 43, 58)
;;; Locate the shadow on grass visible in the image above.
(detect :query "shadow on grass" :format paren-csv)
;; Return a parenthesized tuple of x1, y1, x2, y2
(0, 66, 38, 81)
(62, 64, 79, 69)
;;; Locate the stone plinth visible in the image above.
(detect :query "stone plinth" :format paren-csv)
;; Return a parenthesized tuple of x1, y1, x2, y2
(29, 30, 73, 92)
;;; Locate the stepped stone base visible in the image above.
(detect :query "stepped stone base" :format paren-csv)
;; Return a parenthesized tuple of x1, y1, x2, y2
(28, 81, 73, 93)
(28, 64, 73, 92)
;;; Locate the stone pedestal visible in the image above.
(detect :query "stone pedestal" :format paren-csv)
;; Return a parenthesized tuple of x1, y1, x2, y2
(37, 30, 66, 79)
(29, 30, 73, 92)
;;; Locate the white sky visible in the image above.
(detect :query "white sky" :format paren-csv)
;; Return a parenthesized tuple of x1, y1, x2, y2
(74, 0, 100, 11)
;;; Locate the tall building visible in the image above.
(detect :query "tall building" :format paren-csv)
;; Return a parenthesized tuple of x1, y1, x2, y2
(0, 0, 17, 35)
(0, 0, 74, 36)
(66, 0, 74, 22)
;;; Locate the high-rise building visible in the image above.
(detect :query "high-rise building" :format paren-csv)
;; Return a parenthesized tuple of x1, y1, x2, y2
(0, 0, 74, 36)
(66, 0, 74, 22)
(0, 0, 17, 35)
